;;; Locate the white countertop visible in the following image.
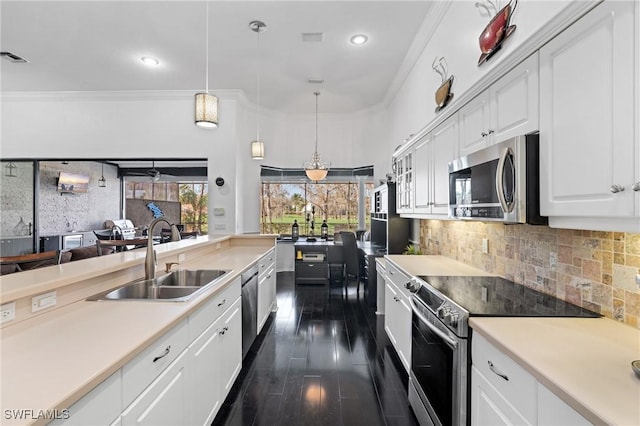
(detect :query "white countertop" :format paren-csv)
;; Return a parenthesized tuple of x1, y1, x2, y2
(0, 236, 274, 425)
(384, 254, 492, 277)
(471, 316, 640, 425)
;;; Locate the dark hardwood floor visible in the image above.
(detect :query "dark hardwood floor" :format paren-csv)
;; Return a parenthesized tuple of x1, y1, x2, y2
(213, 272, 418, 426)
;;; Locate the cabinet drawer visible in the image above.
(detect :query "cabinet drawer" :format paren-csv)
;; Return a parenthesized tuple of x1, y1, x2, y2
(472, 333, 537, 423)
(258, 249, 275, 276)
(122, 319, 188, 408)
(296, 262, 327, 279)
(386, 261, 411, 299)
(189, 276, 241, 340)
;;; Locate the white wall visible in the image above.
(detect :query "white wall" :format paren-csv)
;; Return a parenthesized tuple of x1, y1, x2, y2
(0, 0, 577, 234)
(385, 0, 572, 155)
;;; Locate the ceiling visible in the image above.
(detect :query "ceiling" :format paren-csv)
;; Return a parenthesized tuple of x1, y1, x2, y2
(0, 1, 432, 115)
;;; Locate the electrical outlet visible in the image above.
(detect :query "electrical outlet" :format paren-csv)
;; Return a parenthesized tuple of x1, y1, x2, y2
(178, 253, 186, 262)
(636, 274, 640, 288)
(214, 224, 226, 230)
(482, 238, 489, 254)
(32, 291, 57, 313)
(1, 302, 16, 324)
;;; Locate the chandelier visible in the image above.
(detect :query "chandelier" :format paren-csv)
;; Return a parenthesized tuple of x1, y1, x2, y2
(304, 92, 330, 181)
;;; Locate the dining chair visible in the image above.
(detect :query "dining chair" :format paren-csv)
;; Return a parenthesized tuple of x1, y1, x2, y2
(0, 250, 61, 274)
(339, 231, 362, 295)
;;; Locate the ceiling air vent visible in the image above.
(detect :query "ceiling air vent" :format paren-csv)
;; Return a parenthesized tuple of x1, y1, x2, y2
(301, 32, 323, 42)
(1, 51, 28, 63)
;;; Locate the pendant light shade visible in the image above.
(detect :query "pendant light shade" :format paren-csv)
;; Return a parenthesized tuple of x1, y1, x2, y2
(251, 140, 265, 160)
(195, 93, 218, 128)
(304, 92, 330, 181)
(98, 162, 106, 187)
(250, 20, 267, 159)
(195, 2, 218, 129)
(5, 162, 17, 177)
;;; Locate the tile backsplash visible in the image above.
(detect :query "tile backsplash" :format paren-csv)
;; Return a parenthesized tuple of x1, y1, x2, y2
(419, 220, 640, 328)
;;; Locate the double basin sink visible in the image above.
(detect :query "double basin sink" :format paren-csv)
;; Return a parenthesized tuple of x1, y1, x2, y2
(87, 269, 229, 302)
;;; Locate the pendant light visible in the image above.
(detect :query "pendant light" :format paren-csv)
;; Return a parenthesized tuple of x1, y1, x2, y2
(98, 163, 106, 187)
(5, 162, 17, 177)
(195, 1, 218, 128)
(250, 20, 266, 160)
(304, 92, 330, 181)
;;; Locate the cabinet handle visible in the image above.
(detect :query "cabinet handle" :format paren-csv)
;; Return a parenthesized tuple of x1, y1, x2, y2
(393, 296, 400, 302)
(488, 360, 509, 381)
(220, 326, 229, 335)
(217, 298, 226, 307)
(632, 182, 640, 192)
(152, 345, 171, 363)
(267, 275, 271, 279)
(488, 129, 494, 134)
(481, 132, 488, 137)
(610, 184, 625, 193)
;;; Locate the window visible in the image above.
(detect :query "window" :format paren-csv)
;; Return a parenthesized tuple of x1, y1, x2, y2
(260, 181, 372, 236)
(125, 181, 208, 233)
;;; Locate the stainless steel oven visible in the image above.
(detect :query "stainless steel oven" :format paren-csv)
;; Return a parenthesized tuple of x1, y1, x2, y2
(405, 275, 600, 426)
(409, 298, 468, 426)
(406, 279, 469, 426)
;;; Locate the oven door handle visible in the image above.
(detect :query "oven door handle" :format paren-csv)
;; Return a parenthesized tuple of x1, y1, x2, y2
(411, 299, 458, 350)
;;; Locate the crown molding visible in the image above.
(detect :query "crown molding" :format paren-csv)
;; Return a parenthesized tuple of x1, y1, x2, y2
(0, 89, 244, 102)
(382, 0, 452, 109)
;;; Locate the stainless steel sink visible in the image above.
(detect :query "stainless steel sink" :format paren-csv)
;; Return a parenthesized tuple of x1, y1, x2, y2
(87, 269, 229, 302)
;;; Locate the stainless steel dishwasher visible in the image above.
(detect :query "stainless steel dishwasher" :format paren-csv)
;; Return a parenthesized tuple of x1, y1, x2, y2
(241, 265, 259, 359)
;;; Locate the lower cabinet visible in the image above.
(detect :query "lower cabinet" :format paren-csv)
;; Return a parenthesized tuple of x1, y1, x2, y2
(57, 277, 244, 426)
(257, 248, 277, 333)
(384, 281, 412, 373)
(472, 333, 591, 426)
(188, 296, 242, 426)
(121, 349, 189, 426)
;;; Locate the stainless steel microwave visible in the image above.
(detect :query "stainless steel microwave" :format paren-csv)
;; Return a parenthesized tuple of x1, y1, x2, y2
(448, 134, 547, 224)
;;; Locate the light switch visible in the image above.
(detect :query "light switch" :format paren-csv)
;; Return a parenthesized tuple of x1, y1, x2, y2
(32, 291, 57, 313)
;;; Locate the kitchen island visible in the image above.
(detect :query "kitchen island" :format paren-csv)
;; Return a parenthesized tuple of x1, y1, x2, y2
(0, 234, 275, 425)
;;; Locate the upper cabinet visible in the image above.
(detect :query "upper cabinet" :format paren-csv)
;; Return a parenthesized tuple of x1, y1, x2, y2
(395, 115, 458, 218)
(539, 1, 639, 232)
(459, 53, 540, 157)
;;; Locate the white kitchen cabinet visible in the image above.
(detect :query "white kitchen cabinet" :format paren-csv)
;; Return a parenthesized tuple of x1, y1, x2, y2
(472, 333, 593, 426)
(188, 314, 223, 426)
(539, 1, 639, 232)
(276, 240, 294, 272)
(471, 334, 537, 425)
(459, 53, 539, 157)
(471, 366, 532, 426)
(257, 248, 277, 333)
(394, 149, 413, 214)
(459, 90, 490, 156)
(121, 349, 189, 426)
(187, 295, 242, 426)
(219, 297, 243, 396)
(51, 372, 121, 426)
(398, 115, 457, 218)
(537, 383, 591, 426)
(384, 261, 412, 373)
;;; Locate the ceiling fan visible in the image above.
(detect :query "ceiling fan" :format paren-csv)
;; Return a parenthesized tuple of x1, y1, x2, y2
(127, 161, 165, 181)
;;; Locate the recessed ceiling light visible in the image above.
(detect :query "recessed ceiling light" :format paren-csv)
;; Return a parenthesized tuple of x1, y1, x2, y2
(350, 34, 368, 45)
(140, 56, 160, 66)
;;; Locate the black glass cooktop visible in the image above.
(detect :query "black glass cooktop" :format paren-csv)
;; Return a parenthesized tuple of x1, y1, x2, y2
(416, 275, 600, 318)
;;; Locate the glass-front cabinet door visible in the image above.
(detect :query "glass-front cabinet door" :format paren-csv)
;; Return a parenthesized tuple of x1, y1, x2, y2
(0, 161, 35, 255)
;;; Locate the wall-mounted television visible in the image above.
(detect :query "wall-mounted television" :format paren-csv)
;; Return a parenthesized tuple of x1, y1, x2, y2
(57, 171, 89, 193)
